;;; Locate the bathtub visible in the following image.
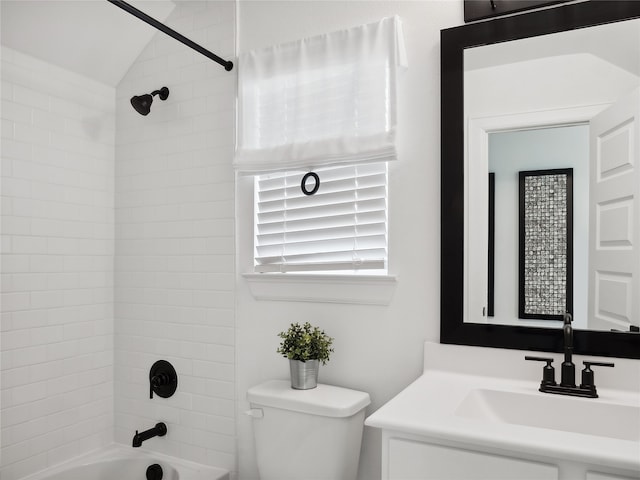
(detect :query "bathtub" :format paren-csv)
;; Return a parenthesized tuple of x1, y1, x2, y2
(21, 444, 229, 480)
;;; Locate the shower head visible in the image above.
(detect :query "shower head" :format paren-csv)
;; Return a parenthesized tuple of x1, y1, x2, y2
(130, 87, 170, 115)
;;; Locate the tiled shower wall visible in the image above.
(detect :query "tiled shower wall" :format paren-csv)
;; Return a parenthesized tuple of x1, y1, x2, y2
(114, 1, 236, 472)
(1, 47, 115, 480)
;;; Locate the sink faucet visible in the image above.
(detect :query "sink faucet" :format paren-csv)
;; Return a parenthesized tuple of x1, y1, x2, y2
(525, 312, 615, 398)
(561, 312, 575, 387)
(132, 422, 167, 447)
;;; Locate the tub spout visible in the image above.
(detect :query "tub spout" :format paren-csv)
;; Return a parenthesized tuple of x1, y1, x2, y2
(132, 422, 167, 447)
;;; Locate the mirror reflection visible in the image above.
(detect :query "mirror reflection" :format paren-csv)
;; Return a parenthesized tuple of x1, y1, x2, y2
(463, 18, 640, 332)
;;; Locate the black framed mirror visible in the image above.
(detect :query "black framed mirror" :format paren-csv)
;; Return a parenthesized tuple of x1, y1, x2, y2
(441, 0, 640, 359)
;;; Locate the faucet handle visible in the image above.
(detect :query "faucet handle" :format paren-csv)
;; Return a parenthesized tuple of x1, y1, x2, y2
(583, 361, 615, 368)
(525, 356, 553, 362)
(580, 360, 614, 395)
(525, 356, 556, 386)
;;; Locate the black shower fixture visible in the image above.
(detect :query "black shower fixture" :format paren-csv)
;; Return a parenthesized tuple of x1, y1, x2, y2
(107, 0, 233, 71)
(130, 87, 170, 116)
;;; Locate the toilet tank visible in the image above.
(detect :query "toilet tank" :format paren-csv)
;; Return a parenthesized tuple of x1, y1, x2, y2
(247, 380, 371, 480)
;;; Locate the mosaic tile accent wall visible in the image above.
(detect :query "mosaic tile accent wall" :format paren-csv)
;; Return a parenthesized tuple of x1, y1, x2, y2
(520, 169, 572, 318)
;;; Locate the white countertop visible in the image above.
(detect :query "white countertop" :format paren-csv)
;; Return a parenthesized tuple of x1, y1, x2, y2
(365, 343, 640, 473)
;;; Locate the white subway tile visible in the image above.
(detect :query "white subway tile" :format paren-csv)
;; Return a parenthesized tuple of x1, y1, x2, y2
(202, 344, 234, 364)
(1, 100, 32, 123)
(2, 234, 13, 254)
(30, 290, 65, 309)
(46, 441, 80, 467)
(1, 216, 31, 235)
(191, 429, 234, 454)
(29, 255, 64, 273)
(12, 84, 50, 110)
(11, 381, 47, 405)
(32, 108, 65, 134)
(1, 329, 31, 350)
(2, 138, 32, 161)
(1, 403, 32, 427)
(192, 360, 233, 381)
(1, 454, 48, 480)
(3, 183, 31, 211)
(14, 123, 49, 146)
(191, 394, 234, 418)
(1, 254, 30, 273)
(2, 79, 14, 100)
(63, 288, 94, 307)
(1, 292, 31, 312)
(46, 374, 81, 397)
(11, 309, 47, 329)
(29, 430, 63, 456)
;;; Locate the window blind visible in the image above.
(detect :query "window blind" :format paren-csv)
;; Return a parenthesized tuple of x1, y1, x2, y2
(235, 16, 407, 174)
(255, 163, 387, 272)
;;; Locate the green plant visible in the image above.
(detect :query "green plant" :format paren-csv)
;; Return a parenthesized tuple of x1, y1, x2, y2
(277, 322, 334, 365)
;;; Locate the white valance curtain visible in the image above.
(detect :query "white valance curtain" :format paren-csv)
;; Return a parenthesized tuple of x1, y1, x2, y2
(235, 16, 407, 174)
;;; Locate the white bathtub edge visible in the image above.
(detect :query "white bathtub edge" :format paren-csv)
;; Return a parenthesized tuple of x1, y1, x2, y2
(19, 443, 229, 480)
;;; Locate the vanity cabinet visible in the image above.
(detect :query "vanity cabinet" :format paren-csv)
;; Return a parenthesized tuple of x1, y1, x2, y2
(381, 431, 640, 480)
(386, 435, 558, 479)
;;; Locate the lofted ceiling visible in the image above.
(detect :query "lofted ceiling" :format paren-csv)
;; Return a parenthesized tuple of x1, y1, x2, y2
(1, 0, 175, 87)
(465, 17, 640, 78)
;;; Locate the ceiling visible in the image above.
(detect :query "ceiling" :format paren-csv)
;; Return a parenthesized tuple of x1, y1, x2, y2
(465, 17, 640, 78)
(1, 0, 176, 87)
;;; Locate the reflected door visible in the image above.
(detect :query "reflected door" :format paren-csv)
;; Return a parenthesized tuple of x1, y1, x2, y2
(588, 87, 640, 331)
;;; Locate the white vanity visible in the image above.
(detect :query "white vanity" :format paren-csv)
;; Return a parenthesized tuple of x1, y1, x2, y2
(404, 3, 640, 478)
(365, 342, 640, 480)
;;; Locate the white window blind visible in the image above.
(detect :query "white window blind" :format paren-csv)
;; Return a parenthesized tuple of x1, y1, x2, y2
(255, 163, 387, 273)
(235, 16, 407, 174)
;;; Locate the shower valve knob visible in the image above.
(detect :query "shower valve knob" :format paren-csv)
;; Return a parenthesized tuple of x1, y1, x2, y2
(152, 373, 169, 386)
(149, 360, 178, 400)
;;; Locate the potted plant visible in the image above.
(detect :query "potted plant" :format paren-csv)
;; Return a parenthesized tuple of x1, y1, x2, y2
(277, 322, 334, 390)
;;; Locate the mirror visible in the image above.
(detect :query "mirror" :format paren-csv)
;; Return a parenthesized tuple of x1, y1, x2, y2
(465, 18, 640, 330)
(441, 1, 640, 359)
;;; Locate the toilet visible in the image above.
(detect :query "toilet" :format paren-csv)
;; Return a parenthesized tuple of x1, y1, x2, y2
(246, 379, 371, 480)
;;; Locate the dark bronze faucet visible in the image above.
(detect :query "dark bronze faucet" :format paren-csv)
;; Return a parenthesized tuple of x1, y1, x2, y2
(525, 312, 614, 398)
(560, 312, 575, 387)
(132, 422, 167, 447)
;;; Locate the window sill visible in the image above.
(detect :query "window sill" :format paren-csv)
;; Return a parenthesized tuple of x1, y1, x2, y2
(242, 273, 398, 305)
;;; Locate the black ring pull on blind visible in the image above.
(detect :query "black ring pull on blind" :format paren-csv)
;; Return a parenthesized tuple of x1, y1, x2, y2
(301, 172, 320, 196)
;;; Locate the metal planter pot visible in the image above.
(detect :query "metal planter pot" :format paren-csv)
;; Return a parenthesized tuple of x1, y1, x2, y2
(289, 359, 319, 389)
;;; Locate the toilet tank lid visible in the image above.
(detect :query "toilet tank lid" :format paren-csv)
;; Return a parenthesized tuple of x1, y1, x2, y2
(247, 380, 371, 418)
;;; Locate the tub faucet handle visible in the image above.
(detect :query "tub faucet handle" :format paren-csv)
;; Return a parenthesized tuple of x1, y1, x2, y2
(149, 360, 177, 400)
(150, 372, 169, 399)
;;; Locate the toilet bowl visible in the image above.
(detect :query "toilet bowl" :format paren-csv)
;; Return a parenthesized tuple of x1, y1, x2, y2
(247, 379, 371, 480)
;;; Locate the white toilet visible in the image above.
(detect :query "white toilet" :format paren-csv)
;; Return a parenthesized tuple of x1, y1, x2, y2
(246, 379, 371, 480)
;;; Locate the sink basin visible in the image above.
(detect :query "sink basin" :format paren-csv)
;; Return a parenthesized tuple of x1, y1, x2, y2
(366, 344, 640, 475)
(455, 388, 640, 442)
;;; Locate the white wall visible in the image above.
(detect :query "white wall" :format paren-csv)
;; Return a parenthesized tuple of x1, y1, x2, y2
(1, 47, 115, 480)
(114, 1, 237, 473)
(235, 2, 462, 479)
(489, 125, 589, 328)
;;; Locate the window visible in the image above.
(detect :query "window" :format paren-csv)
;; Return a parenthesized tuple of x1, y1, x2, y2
(254, 163, 387, 273)
(237, 16, 404, 291)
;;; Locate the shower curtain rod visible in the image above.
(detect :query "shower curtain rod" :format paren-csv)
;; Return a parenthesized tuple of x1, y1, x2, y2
(107, 0, 234, 71)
